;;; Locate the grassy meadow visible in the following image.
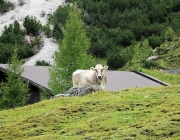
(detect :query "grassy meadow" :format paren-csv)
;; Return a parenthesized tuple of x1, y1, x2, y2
(0, 71, 180, 140)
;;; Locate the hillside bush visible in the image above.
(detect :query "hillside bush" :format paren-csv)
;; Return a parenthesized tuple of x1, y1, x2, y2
(148, 34, 164, 49)
(0, 21, 24, 45)
(35, 60, 51, 66)
(143, 60, 159, 69)
(43, 24, 52, 37)
(49, 4, 70, 41)
(130, 39, 153, 68)
(51, 4, 71, 25)
(107, 47, 131, 69)
(52, 23, 63, 41)
(164, 27, 174, 41)
(0, 0, 14, 13)
(0, 43, 34, 63)
(23, 16, 42, 36)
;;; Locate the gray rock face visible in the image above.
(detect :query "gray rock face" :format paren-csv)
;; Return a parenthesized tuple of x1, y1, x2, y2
(50, 86, 93, 99)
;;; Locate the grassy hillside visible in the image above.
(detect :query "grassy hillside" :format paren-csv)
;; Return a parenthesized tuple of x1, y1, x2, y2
(140, 68, 180, 85)
(0, 83, 180, 139)
(152, 36, 180, 70)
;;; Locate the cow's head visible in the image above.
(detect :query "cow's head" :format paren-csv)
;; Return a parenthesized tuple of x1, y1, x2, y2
(90, 64, 108, 80)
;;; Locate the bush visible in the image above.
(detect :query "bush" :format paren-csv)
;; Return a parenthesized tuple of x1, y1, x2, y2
(143, 60, 159, 69)
(52, 23, 63, 41)
(0, 0, 13, 13)
(35, 60, 51, 66)
(51, 4, 71, 25)
(148, 34, 164, 49)
(164, 27, 174, 41)
(106, 47, 130, 69)
(43, 24, 52, 37)
(23, 16, 42, 36)
(0, 43, 34, 63)
(0, 21, 25, 45)
(120, 29, 135, 46)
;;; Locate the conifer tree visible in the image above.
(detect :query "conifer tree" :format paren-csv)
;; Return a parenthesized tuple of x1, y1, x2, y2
(0, 49, 29, 110)
(49, 3, 95, 95)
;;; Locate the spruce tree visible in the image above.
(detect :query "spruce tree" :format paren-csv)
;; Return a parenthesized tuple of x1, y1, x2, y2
(49, 3, 95, 95)
(0, 49, 29, 110)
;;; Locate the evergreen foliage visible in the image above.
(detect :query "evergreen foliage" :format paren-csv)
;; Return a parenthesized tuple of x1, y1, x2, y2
(0, 0, 13, 14)
(130, 39, 153, 69)
(51, 3, 71, 25)
(164, 27, 174, 41)
(39, 85, 50, 101)
(35, 60, 51, 66)
(107, 46, 133, 69)
(48, 4, 70, 41)
(52, 23, 63, 41)
(0, 20, 35, 63)
(23, 16, 42, 36)
(49, 3, 95, 95)
(43, 24, 52, 38)
(0, 43, 34, 63)
(0, 21, 24, 45)
(67, 0, 180, 66)
(0, 49, 29, 110)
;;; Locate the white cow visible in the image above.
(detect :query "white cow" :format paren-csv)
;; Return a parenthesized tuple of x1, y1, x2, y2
(72, 64, 108, 91)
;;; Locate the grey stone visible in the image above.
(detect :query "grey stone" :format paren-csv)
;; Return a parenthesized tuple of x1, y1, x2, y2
(50, 86, 93, 99)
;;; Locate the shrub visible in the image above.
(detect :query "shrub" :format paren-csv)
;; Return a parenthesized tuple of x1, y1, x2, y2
(0, 0, 14, 13)
(0, 43, 34, 63)
(143, 60, 159, 69)
(52, 23, 63, 41)
(0, 21, 25, 45)
(35, 60, 51, 66)
(164, 27, 174, 41)
(51, 4, 71, 25)
(0, 49, 29, 110)
(106, 47, 130, 69)
(23, 16, 42, 36)
(43, 24, 52, 37)
(120, 29, 135, 46)
(148, 34, 164, 49)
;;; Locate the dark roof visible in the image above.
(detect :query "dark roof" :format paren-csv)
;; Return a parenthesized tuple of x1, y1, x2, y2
(0, 64, 50, 92)
(105, 70, 168, 91)
(0, 64, 168, 92)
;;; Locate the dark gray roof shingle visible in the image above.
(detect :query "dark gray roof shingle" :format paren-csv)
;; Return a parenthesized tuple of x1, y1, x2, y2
(0, 64, 167, 92)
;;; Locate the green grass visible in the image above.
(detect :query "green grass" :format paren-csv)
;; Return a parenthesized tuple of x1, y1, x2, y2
(0, 85, 180, 140)
(140, 68, 180, 85)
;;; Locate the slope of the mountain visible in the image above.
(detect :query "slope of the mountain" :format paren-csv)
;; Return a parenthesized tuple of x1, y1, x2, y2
(150, 36, 180, 70)
(0, 0, 65, 66)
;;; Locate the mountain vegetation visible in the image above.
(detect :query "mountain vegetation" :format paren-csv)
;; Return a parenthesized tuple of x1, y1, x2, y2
(0, 1, 180, 139)
(62, 0, 180, 69)
(0, 49, 29, 110)
(49, 3, 95, 95)
(0, 0, 14, 14)
(1, 0, 180, 70)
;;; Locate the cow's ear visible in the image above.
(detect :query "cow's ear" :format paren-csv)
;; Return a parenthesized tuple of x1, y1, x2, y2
(90, 67, 95, 71)
(103, 66, 108, 70)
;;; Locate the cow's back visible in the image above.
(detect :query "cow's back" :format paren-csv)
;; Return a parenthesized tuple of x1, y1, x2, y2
(72, 70, 96, 87)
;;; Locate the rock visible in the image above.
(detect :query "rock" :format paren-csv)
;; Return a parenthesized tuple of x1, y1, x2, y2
(50, 86, 93, 99)
(146, 55, 159, 60)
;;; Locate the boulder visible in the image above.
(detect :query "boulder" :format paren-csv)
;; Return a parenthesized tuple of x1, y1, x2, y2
(50, 86, 93, 99)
